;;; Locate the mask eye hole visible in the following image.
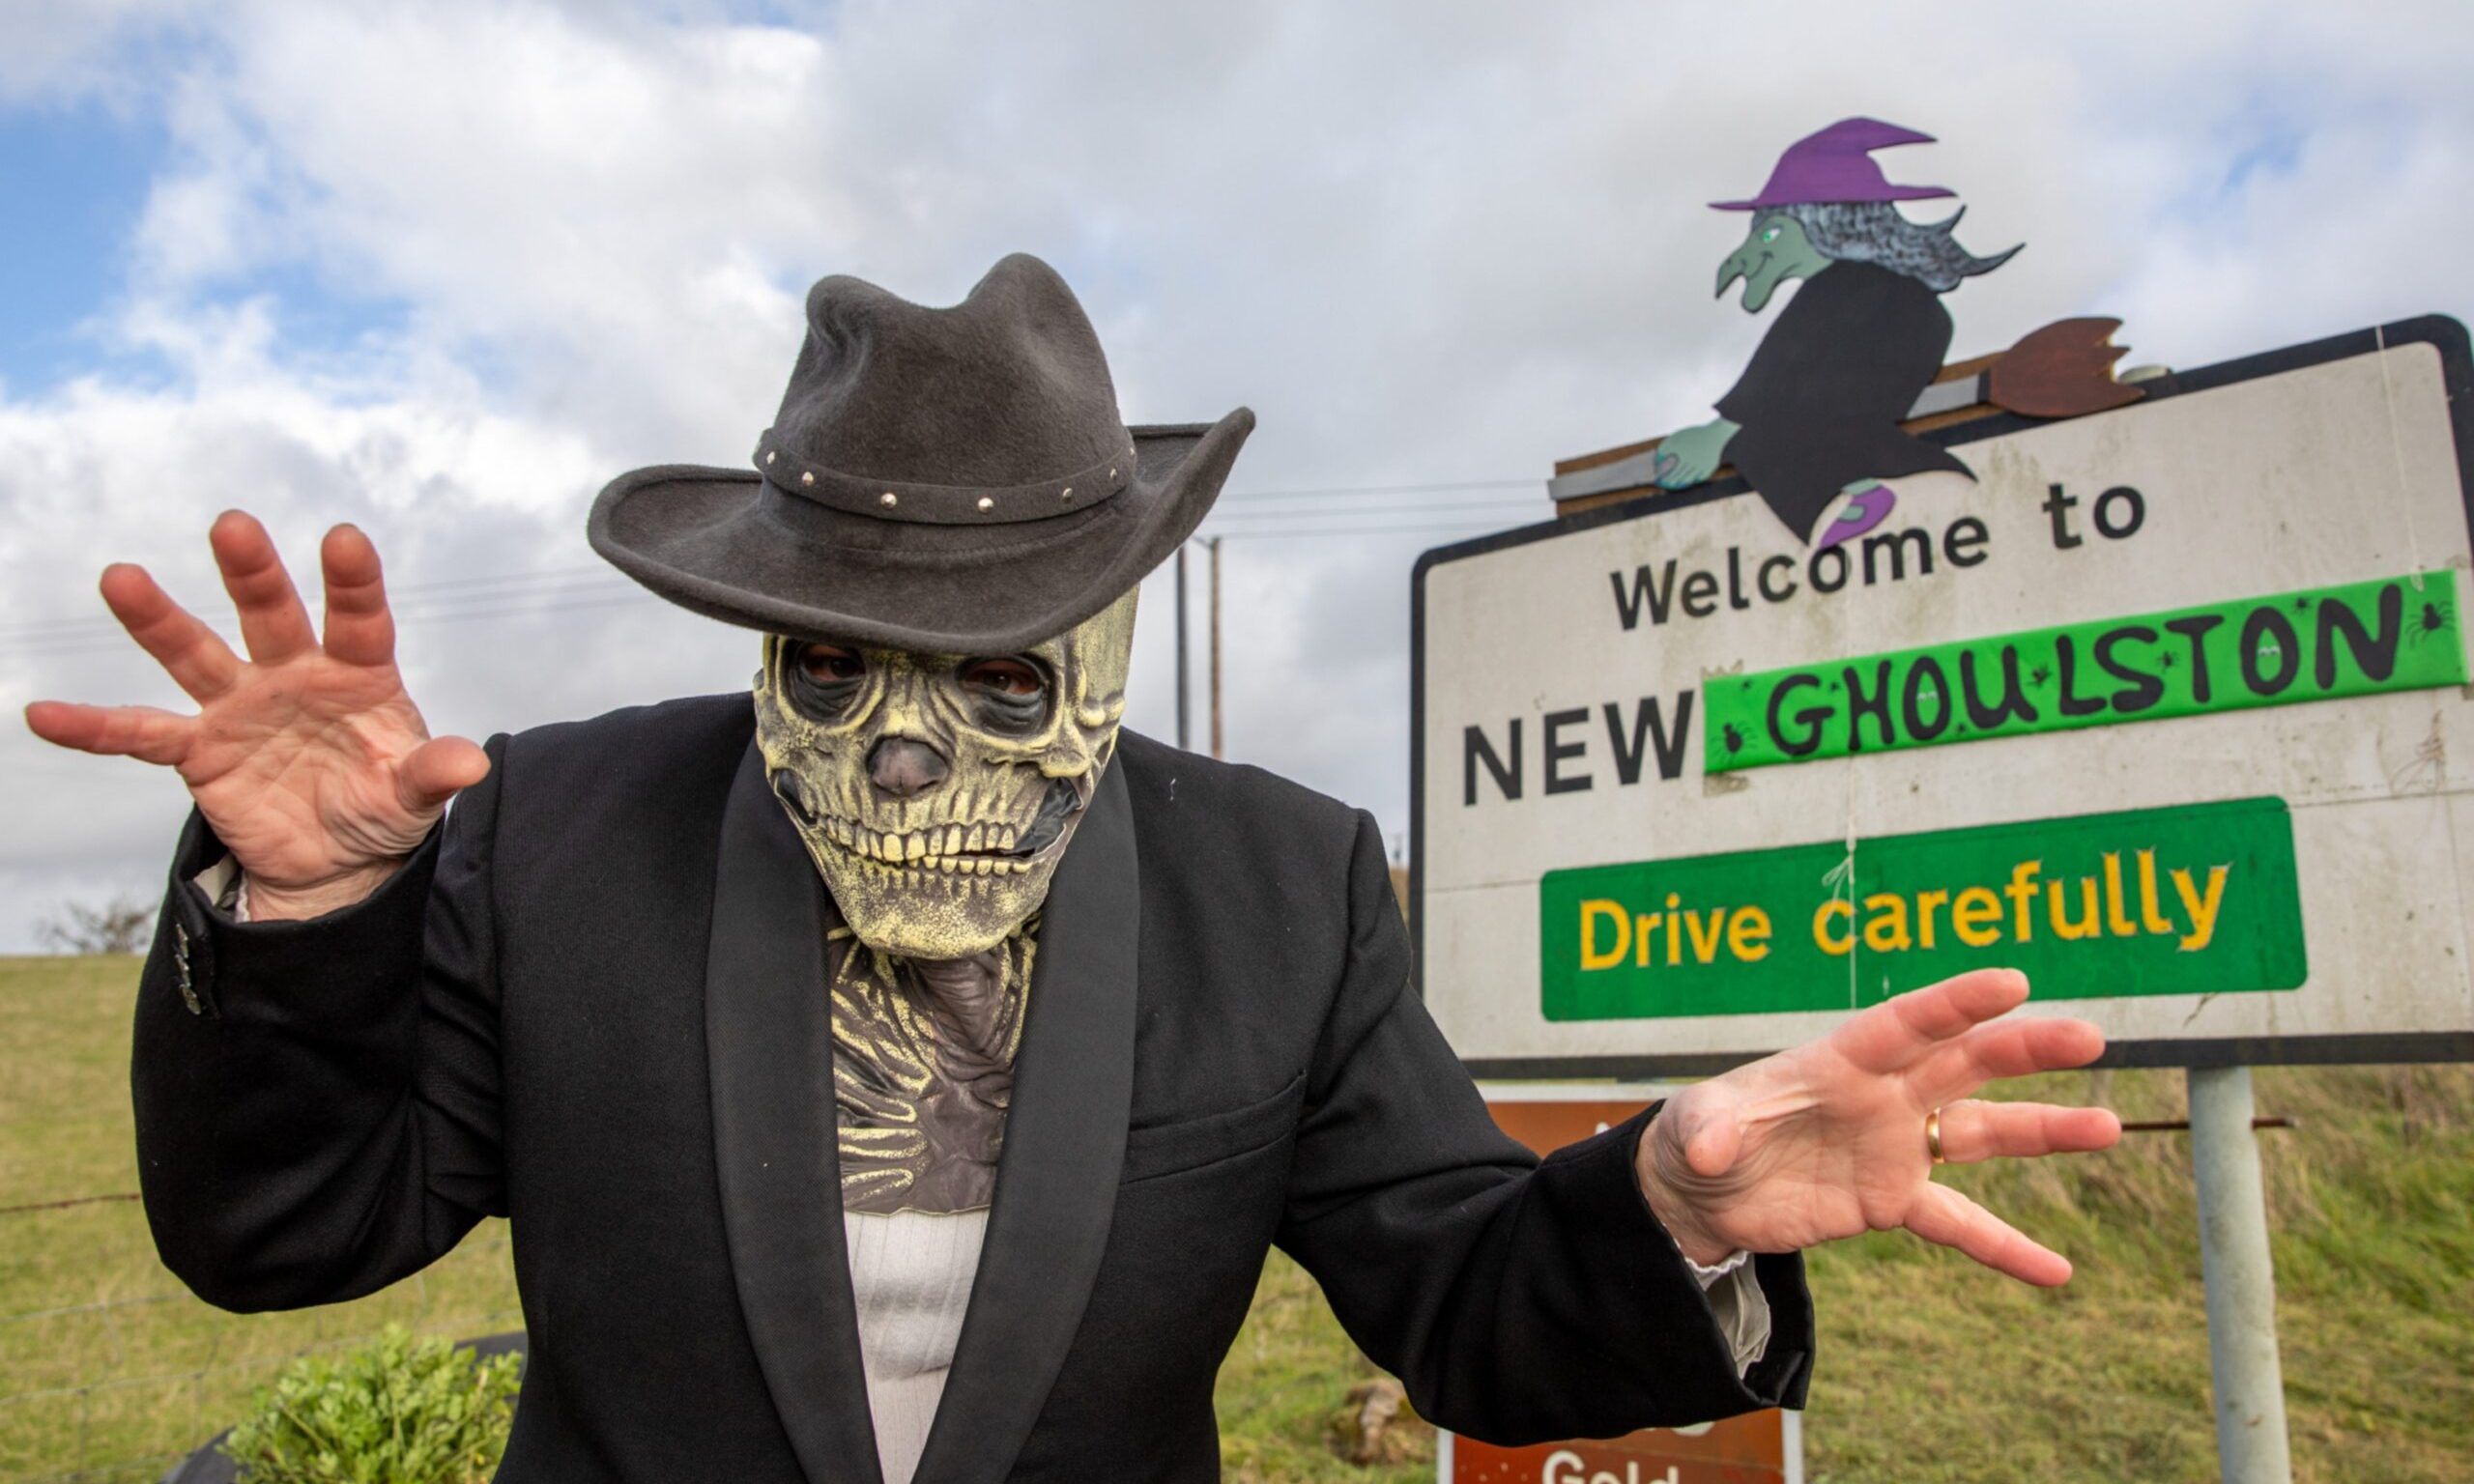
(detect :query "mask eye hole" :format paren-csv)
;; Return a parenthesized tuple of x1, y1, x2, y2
(960, 656, 1050, 733)
(787, 642, 867, 718)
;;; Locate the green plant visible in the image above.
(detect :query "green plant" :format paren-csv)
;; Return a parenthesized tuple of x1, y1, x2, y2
(219, 1326, 521, 1484)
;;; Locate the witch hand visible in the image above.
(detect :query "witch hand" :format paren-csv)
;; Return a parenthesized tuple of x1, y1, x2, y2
(1631, 969, 2121, 1285)
(23, 512, 488, 921)
(1652, 419, 1734, 488)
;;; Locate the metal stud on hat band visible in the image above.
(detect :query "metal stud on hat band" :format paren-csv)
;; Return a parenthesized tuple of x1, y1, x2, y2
(753, 431, 1136, 527)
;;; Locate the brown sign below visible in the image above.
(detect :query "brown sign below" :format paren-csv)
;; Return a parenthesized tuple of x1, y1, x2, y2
(1442, 1095, 1795, 1484)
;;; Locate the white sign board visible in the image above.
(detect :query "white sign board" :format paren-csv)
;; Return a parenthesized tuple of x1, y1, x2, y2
(1413, 319, 2474, 1073)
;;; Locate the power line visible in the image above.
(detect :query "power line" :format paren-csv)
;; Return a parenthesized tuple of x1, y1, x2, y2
(0, 477, 1557, 654)
(1213, 477, 1534, 502)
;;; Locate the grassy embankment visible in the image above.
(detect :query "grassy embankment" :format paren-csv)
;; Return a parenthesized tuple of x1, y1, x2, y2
(4, 954, 2468, 1482)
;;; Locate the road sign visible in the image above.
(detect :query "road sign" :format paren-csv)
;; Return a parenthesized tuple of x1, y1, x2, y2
(1414, 318, 2474, 1074)
(1440, 1089, 1801, 1484)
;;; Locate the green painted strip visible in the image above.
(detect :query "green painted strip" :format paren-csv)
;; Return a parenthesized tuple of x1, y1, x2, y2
(1539, 797, 2306, 1022)
(1704, 571, 2465, 774)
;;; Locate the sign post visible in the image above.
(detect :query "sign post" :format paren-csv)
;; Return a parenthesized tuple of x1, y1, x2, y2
(2188, 1066, 2291, 1484)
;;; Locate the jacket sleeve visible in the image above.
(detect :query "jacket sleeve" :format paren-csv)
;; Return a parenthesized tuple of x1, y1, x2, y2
(129, 734, 510, 1313)
(1273, 812, 1814, 1445)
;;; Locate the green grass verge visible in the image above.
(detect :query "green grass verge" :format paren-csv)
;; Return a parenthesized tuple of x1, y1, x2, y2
(4, 955, 2467, 1482)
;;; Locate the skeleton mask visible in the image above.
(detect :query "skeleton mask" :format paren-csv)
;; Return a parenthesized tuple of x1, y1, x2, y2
(754, 588, 1137, 959)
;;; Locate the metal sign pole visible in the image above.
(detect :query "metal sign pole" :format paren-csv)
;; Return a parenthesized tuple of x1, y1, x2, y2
(2187, 1065, 2292, 1483)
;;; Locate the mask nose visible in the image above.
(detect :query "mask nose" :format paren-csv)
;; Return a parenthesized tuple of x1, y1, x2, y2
(868, 736, 950, 798)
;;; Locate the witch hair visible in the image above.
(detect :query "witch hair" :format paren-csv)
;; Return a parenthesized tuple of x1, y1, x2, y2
(1778, 201, 2021, 292)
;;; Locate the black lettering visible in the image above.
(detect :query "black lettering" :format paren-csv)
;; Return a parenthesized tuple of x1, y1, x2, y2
(2094, 624, 2164, 713)
(1901, 656, 1952, 741)
(1604, 693, 1696, 785)
(1943, 516, 1990, 568)
(1542, 707, 1592, 794)
(2164, 614, 2222, 702)
(1843, 660, 1897, 752)
(2093, 486, 2146, 540)
(1809, 546, 1850, 594)
(1766, 673, 1832, 758)
(2043, 483, 2084, 550)
(1724, 548, 1752, 611)
(1463, 722, 1521, 805)
(1860, 528, 1933, 584)
(2240, 608, 2300, 696)
(1959, 646, 2041, 728)
(1681, 570, 1721, 618)
(2054, 636, 2106, 718)
(1609, 561, 1681, 631)
(1756, 555, 1798, 602)
(2316, 583, 2403, 687)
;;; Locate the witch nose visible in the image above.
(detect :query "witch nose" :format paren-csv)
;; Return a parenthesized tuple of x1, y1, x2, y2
(868, 736, 950, 797)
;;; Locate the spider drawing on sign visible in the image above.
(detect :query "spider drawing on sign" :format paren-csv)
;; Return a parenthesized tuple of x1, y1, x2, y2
(2407, 596, 2456, 647)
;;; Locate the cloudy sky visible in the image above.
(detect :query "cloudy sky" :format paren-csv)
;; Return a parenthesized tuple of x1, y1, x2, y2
(3, 0, 2469, 949)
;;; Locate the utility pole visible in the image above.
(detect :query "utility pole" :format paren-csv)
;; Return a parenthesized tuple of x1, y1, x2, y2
(1174, 544, 1191, 751)
(1207, 536, 1224, 759)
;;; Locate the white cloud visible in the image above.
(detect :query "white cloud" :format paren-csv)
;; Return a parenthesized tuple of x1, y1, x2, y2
(4, 0, 2474, 946)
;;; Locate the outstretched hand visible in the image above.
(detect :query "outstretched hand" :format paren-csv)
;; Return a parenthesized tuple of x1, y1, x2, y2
(23, 512, 486, 920)
(1634, 969, 2120, 1286)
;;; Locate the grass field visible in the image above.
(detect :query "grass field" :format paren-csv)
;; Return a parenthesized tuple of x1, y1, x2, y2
(3, 953, 2467, 1482)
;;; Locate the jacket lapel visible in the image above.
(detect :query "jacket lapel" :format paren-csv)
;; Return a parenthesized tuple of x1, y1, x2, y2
(706, 740, 883, 1484)
(911, 758, 1140, 1484)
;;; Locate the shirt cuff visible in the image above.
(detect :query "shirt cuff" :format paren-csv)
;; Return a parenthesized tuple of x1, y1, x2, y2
(1686, 1247, 1752, 1287)
(193, 856, 251, 923)
(1686, 1251, 1773, 1376)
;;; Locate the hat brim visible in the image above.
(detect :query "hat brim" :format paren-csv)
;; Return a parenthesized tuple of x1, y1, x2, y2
(1710, 185, 1957, 211)
(588, 409, 1253, 655)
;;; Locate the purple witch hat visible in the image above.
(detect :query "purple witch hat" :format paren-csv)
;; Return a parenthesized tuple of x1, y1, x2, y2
(1711, 117, 1956, 212)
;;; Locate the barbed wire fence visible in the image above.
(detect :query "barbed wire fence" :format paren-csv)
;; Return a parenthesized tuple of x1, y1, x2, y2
(0, 1195, 520, 1484)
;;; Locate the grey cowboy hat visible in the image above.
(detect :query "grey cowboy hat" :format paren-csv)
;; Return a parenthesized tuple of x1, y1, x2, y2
(589, 252, 1254, 654)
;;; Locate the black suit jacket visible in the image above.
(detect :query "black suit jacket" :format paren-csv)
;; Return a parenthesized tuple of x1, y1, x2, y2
(132, 695, 1812, 1483)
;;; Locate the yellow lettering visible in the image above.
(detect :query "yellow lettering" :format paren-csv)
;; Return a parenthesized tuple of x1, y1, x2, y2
(1813, 899, 1855, 956)
(2102, 853, 2137, 936)
(2136, 849, 2174, 934)
(2049, 877, 2101, 941)
(2172, 865, 2230, 952)
(1729, 906, 1772, 962)
(1635, 913, 1660, 967)
(1683, 908, 1726, 964)
(1914, 889, 1950, 950)
(1580, 899, 1630, 970)
(1862, 893, 1913, 953)
(1665, 893, 1683, 966)
(2006, 860, 2042, 943)
(1952, 887, 2002, 948)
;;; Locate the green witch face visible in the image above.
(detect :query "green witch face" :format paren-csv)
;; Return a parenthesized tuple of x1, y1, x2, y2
(1714, 211, 1831, 313)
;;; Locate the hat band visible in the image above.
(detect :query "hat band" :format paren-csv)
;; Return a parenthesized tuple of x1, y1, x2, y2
(752, 432, 1137, 527)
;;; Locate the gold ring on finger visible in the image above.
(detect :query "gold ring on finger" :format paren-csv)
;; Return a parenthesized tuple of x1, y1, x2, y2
(1926, 1105, 1946, 1165)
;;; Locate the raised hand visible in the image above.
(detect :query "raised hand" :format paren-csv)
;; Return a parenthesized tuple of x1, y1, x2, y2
(23, 511, 488, 921)
(1633, 969, 2120, 1285)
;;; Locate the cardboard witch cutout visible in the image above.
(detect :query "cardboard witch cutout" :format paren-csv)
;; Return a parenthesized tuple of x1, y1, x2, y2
(1650, 118, 2143, 549)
